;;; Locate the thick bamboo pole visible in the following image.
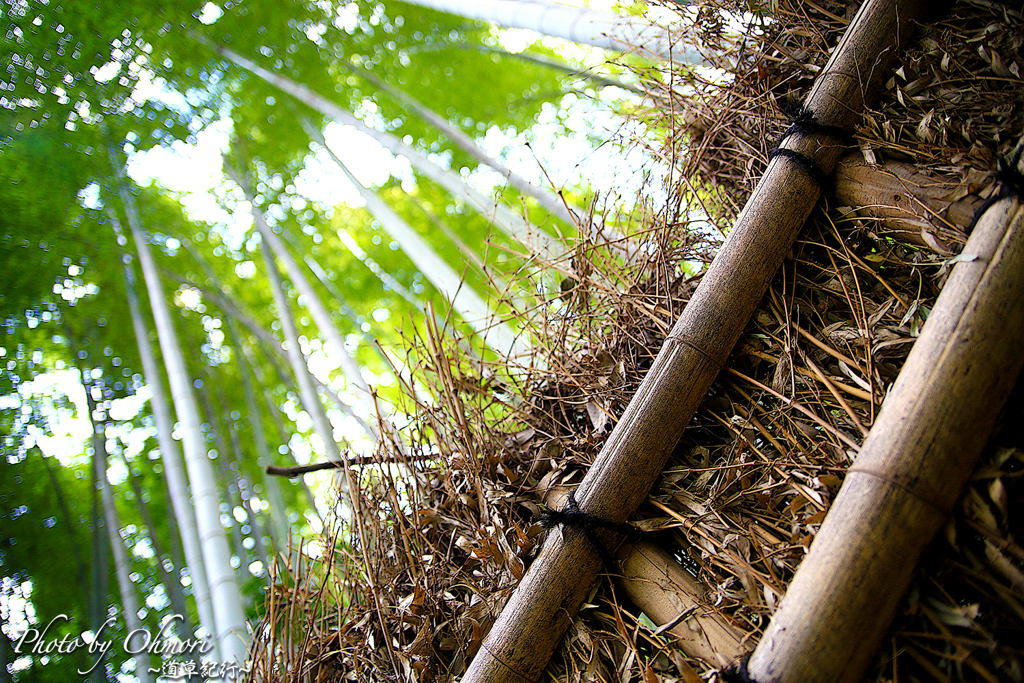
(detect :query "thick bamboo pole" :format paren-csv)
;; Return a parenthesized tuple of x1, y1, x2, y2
(745, 140, 1024, 683)
(462, 2, 928, 681)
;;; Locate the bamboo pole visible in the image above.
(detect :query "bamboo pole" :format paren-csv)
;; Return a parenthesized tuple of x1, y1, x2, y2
(616, 540, 747, 668)
(541, 491, 747, 668)
(833, 152, 983, 248)
(461, 2, 929, 681)
(745, 139, 1024, 683)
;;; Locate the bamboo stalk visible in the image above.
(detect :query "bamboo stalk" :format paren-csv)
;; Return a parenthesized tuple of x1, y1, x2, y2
(616, 540, 747, 668)
(745, 139, 1024, 683)
(833, 152, 983, 248)
(541, 491, 747, 668)
(461, 2, 929, 681)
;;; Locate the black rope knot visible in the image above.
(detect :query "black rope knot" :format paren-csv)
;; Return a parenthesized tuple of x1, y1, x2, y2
(967, 145, 1024, 234)
(775, 101, 856, 148)
(767, 102, 856, 197)
(719, 654, 760, 683)
(539, 491, 638, 570)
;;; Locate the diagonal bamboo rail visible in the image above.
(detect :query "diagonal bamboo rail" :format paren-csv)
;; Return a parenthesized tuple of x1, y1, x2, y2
(461, 1, 930, 681)
(745, 137, 1024, 683)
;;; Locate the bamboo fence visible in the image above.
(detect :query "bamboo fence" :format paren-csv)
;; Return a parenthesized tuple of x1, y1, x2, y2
(746, 137, 1024, 682)
(247, 1, 1024, 681)
(462, 1, 930, 681)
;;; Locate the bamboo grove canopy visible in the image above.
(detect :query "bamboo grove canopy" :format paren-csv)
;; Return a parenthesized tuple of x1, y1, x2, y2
(0, 0, 677, 680)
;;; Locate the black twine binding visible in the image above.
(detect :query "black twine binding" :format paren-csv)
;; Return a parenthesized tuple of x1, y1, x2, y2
(766, 103, 856, 197)
(966, 145, 1024, 235)
(539, 491, 637, 570)
(766, 148, 833, 190)
(719, 654, 759, 683)
(775, 101, 856, 147)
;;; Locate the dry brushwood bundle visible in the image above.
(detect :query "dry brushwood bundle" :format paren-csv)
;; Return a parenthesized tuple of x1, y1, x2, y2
(745, 137, 1024, 683)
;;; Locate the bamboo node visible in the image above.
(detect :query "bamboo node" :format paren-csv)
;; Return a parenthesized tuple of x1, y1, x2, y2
(666, 333, 726, 369)
(846, 466, 950, 515)
(476, 640, 534, 683)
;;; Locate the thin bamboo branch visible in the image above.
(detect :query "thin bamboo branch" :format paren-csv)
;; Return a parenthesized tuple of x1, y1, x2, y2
(265, 452, 433, 476)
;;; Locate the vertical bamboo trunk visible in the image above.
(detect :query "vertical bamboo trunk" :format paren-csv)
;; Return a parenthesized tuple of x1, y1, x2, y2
(218, 397, 273, 582)
(258, 239, 345, 466)
(39, 453, 89, 600)
(261, 382, 321, 516)
(87, 436, 110, 683)
(164, 270, 375, 433)
(206, 40, 558, 259)
(120, 257, 220, 654)
(195, 383, 250, 592)
(395, 0, 700, 63)
(305, 121, 528, 359)
(228, 317, 291, 555)
(346, 63, 580, 226)
(84, 376, 155, 683)
(745, 140, 1024, 683)
(109, 144, 249, 664)
(234, 173, 379, 429)
(114, 447, 197, 642)
(461, 1, 927, 681)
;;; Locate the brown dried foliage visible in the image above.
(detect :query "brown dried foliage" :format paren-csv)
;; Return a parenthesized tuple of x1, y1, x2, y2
(247, 1, 1024, 681)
